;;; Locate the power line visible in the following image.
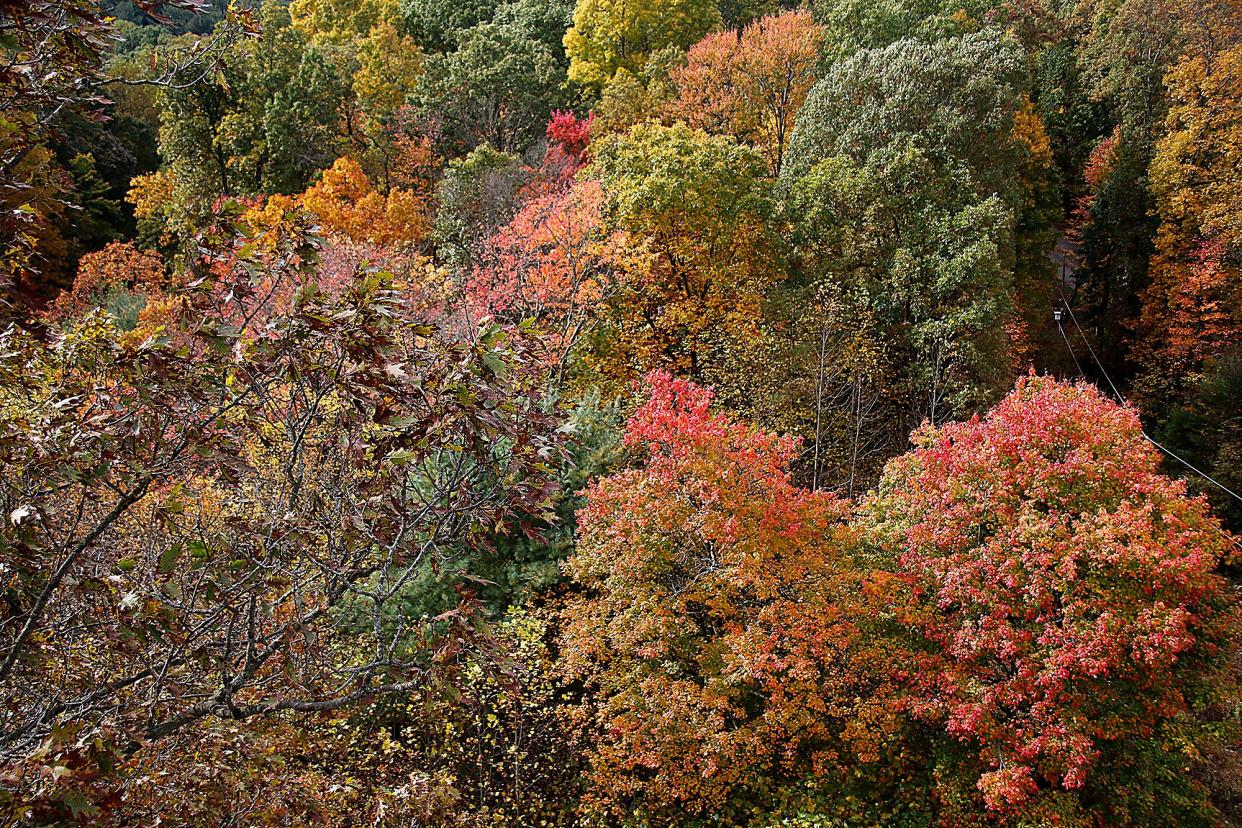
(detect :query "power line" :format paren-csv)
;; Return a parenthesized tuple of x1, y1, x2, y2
(1054, 311, 1084, 377)
(1059, 294, 1125, 404)
(1053, 297, 1242, 511)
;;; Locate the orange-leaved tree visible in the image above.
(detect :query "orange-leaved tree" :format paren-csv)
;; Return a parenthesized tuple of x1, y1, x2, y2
(560, 371, 903, 821)
(45, 241, 166, 323)
(1135, 45, 1242, 406)
(298, 156, 431, 247)
(667, 10, 824, 176)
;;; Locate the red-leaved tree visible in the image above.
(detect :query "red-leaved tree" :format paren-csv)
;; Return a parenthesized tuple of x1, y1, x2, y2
(467, 178, 628, 378)
(546, 110, 593, 164)
(865, 374, 1236, 814)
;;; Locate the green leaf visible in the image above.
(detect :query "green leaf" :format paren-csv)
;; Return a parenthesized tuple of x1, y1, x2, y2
(158, 543, 182, 575)
(188, 540, 210, 569)
(387, 449, 419, 465)
(482, 353, 508, 377)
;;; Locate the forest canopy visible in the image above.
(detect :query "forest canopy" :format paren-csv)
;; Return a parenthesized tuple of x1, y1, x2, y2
(2, 0, 1241, 825)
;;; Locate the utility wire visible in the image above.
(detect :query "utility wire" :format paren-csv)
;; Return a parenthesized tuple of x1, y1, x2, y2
(1055, 316, 1084, 377)
(1054, 296, 1242, 511)
(1059, 294, 1125, 405)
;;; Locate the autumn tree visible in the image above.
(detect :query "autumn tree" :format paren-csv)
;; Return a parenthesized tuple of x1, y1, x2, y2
(0, 206, 562, 820)
(561, 371, 902, 822)
(143, 0, 427, 227)
(1056, 0, 1240, 382)
(587, 44, 683, 138)
(351, 21, 425, 126)
(666, 10, 824, 177)
(545, 110, 593, 164)
(0, 0, 254, 304)
(0, 0, 220, 293)
(0, 144, 74, 305)
(281, 0, 426, 182)
(865, 375, 1237, 823)
(289, 0, 401, 43)
(468, 178, 626, 377)
(296, 156, 431, 246)
(1134, 44, 1242, 408)
(1074, 0, 1240, 142)
(1009, 97, 1062, 351)
(588, 122, 779, 382)
(45, 241, 166, 325)
(563, 0, 721, 89)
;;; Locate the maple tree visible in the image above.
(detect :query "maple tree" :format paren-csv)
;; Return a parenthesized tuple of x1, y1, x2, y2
(546, 110, 593, 164)
(865, 374, 1236, 821)
(560, 371, 903, 822)
(468, 178, 626, 376)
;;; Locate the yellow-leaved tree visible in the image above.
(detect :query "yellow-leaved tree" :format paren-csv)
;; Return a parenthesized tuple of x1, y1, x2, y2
(586, 122, 780, 383)
(1136, 44, 1242, 403)
(564, 0, 720, 89)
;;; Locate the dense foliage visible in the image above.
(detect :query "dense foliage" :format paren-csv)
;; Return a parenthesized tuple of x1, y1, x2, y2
(2, 0, 1240, 825)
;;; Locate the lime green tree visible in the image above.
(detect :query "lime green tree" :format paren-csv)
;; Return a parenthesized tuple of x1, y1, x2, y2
(588, 122, 779, 382)
(564, 0, 721, 89)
